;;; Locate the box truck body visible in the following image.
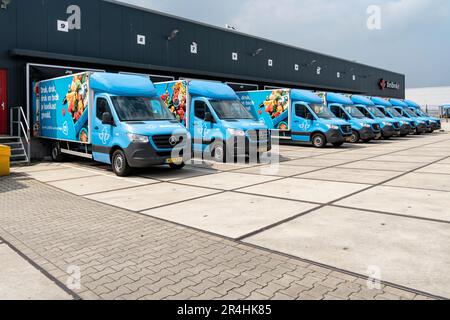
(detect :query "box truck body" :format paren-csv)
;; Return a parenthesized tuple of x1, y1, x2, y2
(33, 72, 190, 176)
(388, 98, 429, 134)
(237, 89, 352, 148)
(322, 92, 379, 143)
(155, 80, 271, 162)
(403, 99, 441, 131)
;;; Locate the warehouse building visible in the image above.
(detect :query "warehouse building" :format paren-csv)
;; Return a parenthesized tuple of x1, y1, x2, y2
(0, 0, 406, 160)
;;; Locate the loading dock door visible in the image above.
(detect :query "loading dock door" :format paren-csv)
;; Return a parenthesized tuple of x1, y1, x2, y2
(0, 70, 7, 135)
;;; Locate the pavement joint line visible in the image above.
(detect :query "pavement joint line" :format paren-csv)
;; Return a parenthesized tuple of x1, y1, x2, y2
(235, 151, 450, 241)
(292, 176, 376, 186)
(34, 174, 103, 184)
(61, 163, 156, 186)
(10, 174, 445, 301)
(136, 190, 226, 213)
(79, 181, 166, 198)
(379, 184, 450, 194)
(330, 204, 450, 225)
(0, 235, 82, 301)
(237, 238, 446, 301)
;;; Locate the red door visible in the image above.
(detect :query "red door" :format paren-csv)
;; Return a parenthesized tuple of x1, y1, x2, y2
(0, 70, 7, 135)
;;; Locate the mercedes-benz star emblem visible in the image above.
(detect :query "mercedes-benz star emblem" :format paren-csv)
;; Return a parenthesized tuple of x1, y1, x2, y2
(169, 136, 178, 146)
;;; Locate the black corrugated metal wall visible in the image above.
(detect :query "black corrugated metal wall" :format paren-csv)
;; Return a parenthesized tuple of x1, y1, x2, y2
(0, 0, 405, 109)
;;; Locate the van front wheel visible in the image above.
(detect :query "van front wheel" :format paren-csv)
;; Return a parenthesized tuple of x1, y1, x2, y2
(311, 133, 327, 148)
(112, 150, 131, 177)
(350, 131, 360, 143)
(211, 141, 227, 163)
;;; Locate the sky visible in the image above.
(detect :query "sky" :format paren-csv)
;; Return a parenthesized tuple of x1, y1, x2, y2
(117, 0, 450, 88)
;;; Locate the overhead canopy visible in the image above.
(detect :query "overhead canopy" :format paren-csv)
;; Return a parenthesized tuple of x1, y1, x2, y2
(371, 96, 392, 107)
(291, 89, 323, 104)
(90, 72, 157, 97)
(389, 98, 408, 108)
(326, 92, 353, 105)
(188, 80, 238, 100)
(352, 95, 375, 106)
(403, 99, 420, 109)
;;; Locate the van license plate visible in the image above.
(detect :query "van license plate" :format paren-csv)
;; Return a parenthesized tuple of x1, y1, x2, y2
(167, 157, 183, 165)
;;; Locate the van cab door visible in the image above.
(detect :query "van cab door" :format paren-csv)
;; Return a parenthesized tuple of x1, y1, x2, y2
(291, 103, 314, 142)
(190, 98, 215, 152)
(92, 94, 115, 164)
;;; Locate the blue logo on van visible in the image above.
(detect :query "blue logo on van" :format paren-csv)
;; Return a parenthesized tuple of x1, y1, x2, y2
(99, 127, 111, 145)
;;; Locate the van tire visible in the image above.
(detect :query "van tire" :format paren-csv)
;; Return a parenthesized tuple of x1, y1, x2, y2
(211, 141, 227, 163)
(350, 131, 360, 143)
(51, 144, 65, 162)
(311, 133, 327, 148)
(169, 162, 185, 170)
(112, 149, 131, 177)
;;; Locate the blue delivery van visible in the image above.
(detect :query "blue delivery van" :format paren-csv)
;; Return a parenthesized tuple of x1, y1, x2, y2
(350, 96, 396, 139)
(237, 89, 352, 148)
(324, 93, 379, 143)
(404, 99, 441, 131)
(33, 72, 190, 176)
(389, 99, 429, 134)
(155, 80, 271, 162)
(370, 97, 413, 137)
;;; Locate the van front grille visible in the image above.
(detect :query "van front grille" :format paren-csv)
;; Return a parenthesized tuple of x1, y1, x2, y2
(340, 125, 352, 134)
(152, 134, 187, 149)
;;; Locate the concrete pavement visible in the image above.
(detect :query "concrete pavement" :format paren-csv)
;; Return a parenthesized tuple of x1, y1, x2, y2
(2, 130, 450, 300)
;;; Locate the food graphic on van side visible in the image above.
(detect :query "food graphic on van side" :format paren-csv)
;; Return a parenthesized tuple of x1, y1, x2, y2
(62, 74, 89, 124)
(259, 89, 290, 120)
(160, 81, 187, 123)
(79, 128, 89, 143)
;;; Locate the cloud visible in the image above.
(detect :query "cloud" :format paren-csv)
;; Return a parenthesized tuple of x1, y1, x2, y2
(117, 0, 450, 88)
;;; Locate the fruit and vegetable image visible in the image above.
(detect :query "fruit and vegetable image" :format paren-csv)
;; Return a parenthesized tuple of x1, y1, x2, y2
(79, 128, 89, 143)
(160, 81, 187, 123)
(62, 74, 89, 123)
(258, 89, 290, 120)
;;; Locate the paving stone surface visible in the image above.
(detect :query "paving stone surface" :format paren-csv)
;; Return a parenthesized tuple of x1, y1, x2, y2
(0, 175, 426, 300)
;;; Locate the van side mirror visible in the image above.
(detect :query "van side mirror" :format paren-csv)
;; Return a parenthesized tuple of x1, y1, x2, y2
(102, 112, 114, 125)
(204, 111, 215, 123)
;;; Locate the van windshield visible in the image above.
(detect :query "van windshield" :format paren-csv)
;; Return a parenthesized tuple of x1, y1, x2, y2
(344, 106, 366, 119)
(209, 100, 256, 120)
(111, 97, 175, 122)
(403, 108, 417, 117)
(387, 107, 402, 117)
(413, 109, 427, 117)
(311, 104, 336, 119)
(368, 106, 386, 118)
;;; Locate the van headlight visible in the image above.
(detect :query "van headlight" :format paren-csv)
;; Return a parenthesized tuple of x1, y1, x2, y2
(228, 129, 246, 137)
(362, 123, 371, 128)
(383, 122, 392, 126)
(326, 124, 339, 130)
(127, 133, 149, 143)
